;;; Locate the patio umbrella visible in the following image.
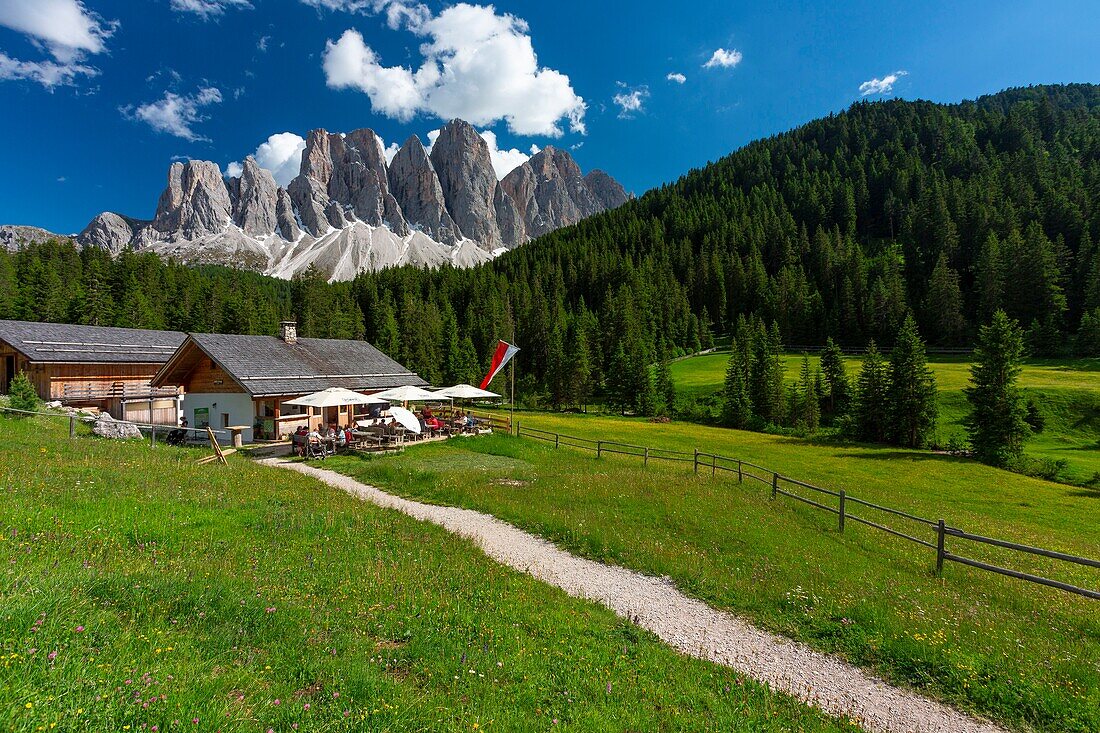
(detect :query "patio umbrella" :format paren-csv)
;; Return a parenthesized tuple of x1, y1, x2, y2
(388, 405, 422, 434)
(435, 383, 501, 399)
(282, 387, 389, 408)
(372, 385, 439, 403)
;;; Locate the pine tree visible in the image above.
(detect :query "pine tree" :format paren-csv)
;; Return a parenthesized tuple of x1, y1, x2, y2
(854, 341, 889, 443)
(7, 371, 39, 412)
(923, 252, 967, 344)
(721, 339, 752, 428)
(965, 310, 1030, 466)
(819, 337, 849, 424)
(795, 355, 821, 431)
(886, 315, 938, 448)
(1077, 308, 1100, 357)
(653, 342, 676, 415)
(565, 323, 593, 411)
(975, 232, 1003, 323)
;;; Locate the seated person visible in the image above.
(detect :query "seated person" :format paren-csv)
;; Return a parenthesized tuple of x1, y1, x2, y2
(466, 411, 478, 429)
(335, 425, 347, 448)
(454, 412, 468, 427)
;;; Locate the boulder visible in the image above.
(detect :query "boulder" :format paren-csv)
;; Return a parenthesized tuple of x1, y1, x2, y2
(92, 413, 142, 440)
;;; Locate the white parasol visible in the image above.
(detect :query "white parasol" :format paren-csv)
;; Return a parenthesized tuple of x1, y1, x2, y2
(282, 387, 389, 408)
(388, 405, 422, 434)
(372, 385, 439, 403)
(435, 383, 501, 399)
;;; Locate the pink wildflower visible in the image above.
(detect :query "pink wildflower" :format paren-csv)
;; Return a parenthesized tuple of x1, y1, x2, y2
(75, 625, 85, 633)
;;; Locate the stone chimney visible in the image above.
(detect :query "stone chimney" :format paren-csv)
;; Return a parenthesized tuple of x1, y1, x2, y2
(280, 320, 297, 344)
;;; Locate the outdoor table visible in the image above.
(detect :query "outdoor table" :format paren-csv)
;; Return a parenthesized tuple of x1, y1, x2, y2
(226, 425, 251, 448)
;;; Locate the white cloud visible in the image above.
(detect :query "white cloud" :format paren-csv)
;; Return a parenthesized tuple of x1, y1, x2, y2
(322, 3, 586, 137)
(570, 141, 583, 151)
(0, 0, 116, 88)
(859, 70, 907, 96)
(612, 84, 649, 119)
(257, 35, 270, 52)
(0, 53, 97, 86)
(380, 138, 401, 165)
(703, 48, 742, 69)
(667, 72, 686, 84)
(224, 161, 244, 178)
(254, 132, 307, 186)
(170, 0, 253, 19)
(120, 86, 223, 142)
(57, 176, 67, 182)
(299, 0, 430, 30)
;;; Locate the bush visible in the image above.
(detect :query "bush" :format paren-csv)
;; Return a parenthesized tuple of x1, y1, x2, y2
(7, 371, 40, 413)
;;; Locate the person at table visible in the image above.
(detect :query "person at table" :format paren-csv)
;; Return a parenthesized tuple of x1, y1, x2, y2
(335, 424, 347, 449)
(466, 411, 478, 429)
(454, 412, 468, 428)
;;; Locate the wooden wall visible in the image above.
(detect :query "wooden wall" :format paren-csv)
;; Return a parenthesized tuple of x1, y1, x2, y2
(182, 358, 242, 394)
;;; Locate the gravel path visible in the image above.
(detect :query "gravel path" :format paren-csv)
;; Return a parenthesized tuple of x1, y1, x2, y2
(265, 459, 1007, 733)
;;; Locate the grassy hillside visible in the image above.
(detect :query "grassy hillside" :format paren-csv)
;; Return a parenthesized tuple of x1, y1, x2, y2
(669, 352, 1100, 483)
(0, 413, 854, 732)
(323, 415, 1100, 733)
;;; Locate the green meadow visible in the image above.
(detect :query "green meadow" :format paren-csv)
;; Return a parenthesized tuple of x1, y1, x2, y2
(323, 412, 1100, 733)
(0, 413, 856, 733)
(669, 352, 1100, 484)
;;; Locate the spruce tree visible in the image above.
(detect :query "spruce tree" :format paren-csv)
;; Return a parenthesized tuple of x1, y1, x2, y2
(886, 315, 938, 448)
(965, 310, 1030, 465)
(796, 355, 820, 432)
(7, 371, 39, 413)
(721, 339, 752, 428)
(566, 323, 593, 411)
(923, 252, 967, 344)
(653, 343, 676, 415)
(819, 337, 849, 423)
(854, 341, 889, 443)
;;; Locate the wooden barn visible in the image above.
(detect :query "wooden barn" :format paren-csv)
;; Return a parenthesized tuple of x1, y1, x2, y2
(0, 319, 186, 423)
(151, 322, 427, 443)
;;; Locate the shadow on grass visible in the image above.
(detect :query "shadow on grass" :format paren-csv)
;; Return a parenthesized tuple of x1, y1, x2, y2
(833, 450, 973, 465)
(1068, 487, 1100, 499)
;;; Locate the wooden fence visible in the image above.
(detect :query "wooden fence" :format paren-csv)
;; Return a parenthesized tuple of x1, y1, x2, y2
(515, 423, 1100, 601)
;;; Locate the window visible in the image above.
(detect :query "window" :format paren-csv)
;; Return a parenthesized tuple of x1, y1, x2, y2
(222, 413, 230, 428)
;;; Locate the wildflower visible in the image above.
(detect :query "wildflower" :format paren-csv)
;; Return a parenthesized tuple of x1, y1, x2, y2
(332, 692, 339, 699)
(265, 607, 276, 614)
(75, 626, 85, 633)
(192, 719, 199, 725)
(47, 651, 58, 661)
(273, 699, 280, 706)
(303, 703, 310, 711)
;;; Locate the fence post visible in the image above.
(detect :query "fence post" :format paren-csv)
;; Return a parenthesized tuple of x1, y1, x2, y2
(838, 490, 845, 532)
(69, 414, 76, 439)
(150, 423, 156, 448)
(711, 454, 717, 477)
(597, 441, 603, 459)
(694, 449, 699, 474)
(644, 447, 649, 467)
(555, 432, 560, 449)
(515, 421, 520, 437)
(737, 460, 743, 484)
(771, 473, 778, 499)
(936, 520, 946, 575)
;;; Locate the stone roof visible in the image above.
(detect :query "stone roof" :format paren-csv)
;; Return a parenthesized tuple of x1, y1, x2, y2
(154, 332, 427, 397)
(0, 319, 185, 364)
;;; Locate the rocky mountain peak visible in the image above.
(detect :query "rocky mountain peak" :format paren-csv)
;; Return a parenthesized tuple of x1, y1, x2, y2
(76, 118, 627, 279)
(430, 119, 502, 250)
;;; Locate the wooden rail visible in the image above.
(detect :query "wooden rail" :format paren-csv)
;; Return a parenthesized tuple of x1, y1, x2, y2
(514, 422, 1099, 602)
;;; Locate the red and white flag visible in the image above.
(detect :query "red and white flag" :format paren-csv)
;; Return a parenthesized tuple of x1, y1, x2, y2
(480, 340, 519, 389)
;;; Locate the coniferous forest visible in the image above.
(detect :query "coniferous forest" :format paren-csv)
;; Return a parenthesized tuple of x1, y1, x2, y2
(3, 84, 1100, 412)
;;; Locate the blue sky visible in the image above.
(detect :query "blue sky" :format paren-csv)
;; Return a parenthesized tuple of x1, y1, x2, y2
(2, 0, 1099, 234)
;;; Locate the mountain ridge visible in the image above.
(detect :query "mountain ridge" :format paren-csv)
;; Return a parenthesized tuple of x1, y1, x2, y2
(71, 119, 627, 281)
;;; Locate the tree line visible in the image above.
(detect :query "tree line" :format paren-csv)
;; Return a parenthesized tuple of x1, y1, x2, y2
(2, 84, 1099, 409)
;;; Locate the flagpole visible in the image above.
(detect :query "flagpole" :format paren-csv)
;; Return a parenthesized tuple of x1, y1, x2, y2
(510, 327, 516, 434)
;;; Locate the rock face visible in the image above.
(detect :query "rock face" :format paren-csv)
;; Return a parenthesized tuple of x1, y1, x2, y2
(74, 118, 627, 280)
(388, 135, 460, 245)
(0, 225, 70, 251)
(154, 160, 234, 236)
(232, 157, 279, 236)
(78, 212, 134, 255)
(501, 146, 603, 242)
(430, 119, 502, 250)
(584, 169, 631, 210)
